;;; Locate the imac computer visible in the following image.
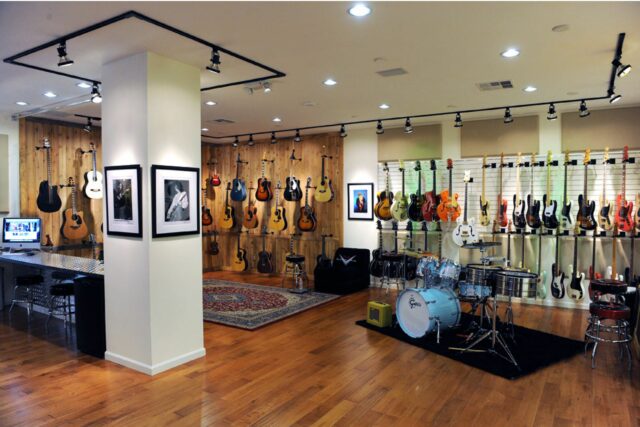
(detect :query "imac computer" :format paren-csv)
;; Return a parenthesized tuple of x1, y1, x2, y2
(1, 217, 42, 252)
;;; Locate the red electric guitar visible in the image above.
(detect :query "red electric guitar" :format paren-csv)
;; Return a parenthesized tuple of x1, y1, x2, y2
(615, 146, 634, 232)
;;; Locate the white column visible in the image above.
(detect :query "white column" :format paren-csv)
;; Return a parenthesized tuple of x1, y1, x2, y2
(101, 52, 205, 375)
(441, 124, 461, 160)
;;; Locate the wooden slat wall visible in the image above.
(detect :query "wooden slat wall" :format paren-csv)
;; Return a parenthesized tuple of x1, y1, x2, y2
(201, 133, 343, 276)
(19, 118, 103, 246)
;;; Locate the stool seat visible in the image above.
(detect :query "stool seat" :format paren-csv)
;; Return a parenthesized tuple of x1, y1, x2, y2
(589, 301, 630, 321)
(16, 274, 44, 286)
(50, 283, 75, 297)
(52, 271, 77, 281)
(286, 254, 305, 263)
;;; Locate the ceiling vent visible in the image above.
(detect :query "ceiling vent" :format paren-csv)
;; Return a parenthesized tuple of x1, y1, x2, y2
(207, 118, 235, 124)
(476, 80, 513, 91)
(376, 67, 408, 77)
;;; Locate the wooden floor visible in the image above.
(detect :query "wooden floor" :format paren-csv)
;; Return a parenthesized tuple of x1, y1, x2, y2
(0, 271, 638, 426)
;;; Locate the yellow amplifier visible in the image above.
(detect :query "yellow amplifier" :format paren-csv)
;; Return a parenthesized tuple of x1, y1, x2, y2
(367, 301, 392, 328)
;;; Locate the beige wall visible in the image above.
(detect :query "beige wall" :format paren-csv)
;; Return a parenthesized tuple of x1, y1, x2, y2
(460, 115, 539, 157)
(0, 134, 7, 213)
(562, 106, 640, 152)
(378, 124, 442, 161)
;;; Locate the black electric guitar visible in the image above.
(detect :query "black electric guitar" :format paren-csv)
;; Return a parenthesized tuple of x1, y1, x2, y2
(512, 153, 526, 229)
(36, 138, 63, 213)
(542, 151, 559, 229)
(257, 227, 274, 274)
(568, 235, 585, 300)
(209, 231, 220, 255)
(369, 220, 384, 277)
(407, 161, 424, 222)
(525, 152, 542, 229)
(577, 148, 597, 231)
(284, 149, 302, 202)
(550, 232, 566, 299)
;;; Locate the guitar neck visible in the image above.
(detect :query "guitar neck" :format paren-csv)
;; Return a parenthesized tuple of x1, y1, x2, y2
(47, 147, 52, 183)
(546, 163, 551, 204)
(448, 168, 452, 194)
(463, 182, 468, 222)
(563, 164, 568, 204)
(71, 186, 77, 214)
(92, 151, 97, 179)
(481, 166, 485, 199)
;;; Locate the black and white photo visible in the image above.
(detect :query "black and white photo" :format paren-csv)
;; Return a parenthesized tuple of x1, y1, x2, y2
(164, 179, 190, 222)
(151, 165, 200, 237)
(105, 165, 142, 237)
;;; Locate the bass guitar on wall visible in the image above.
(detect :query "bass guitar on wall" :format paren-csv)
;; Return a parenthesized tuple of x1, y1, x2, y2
(374, 162, 394, 221)
(615, 146, 634, 233)
(390, 161, 409, 221)
(36, 138, 62, 213)
(512, 153, 526, 230)
(559, 152, 575, 232)
(525, 152, 541, 229)
(568, 234, 585, 300)
(437, 159, 460, 222)
(542, 151, 559, 229)
(479, 155, 490, 227)
(493, 153, 508, 232)
(598, 148, 614, 231)
(550, 232, 566, 299)
(576, 148, 597, 231)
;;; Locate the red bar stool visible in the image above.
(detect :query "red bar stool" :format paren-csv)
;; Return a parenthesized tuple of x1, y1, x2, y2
(584, 300, 632, 371)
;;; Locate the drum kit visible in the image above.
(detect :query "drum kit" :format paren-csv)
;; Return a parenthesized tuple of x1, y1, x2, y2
(397, 240, 539, 368)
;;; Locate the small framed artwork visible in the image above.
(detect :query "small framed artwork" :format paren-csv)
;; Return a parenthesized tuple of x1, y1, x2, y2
(104, 165, 143, 238)
(348, 183, 374, 221)
(151, 165, 200, 238)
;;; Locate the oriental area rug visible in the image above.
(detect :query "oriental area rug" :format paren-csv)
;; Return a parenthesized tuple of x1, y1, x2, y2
(203, 279, 339, 330)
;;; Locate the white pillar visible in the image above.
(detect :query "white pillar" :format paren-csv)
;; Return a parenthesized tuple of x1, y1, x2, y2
(101, 52, 205, 375)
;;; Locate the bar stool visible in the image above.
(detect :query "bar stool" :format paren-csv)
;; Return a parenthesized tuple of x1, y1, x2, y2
(584, 301, 632, 371)
(380, 253, 405, 295)
(281, 254, 309, 293)
(9, 274, 44, 318)
(47, 281, 75, 328)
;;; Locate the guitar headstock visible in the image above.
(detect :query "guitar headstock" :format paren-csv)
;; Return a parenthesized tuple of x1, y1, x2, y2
(500, 152, 504, 167)
(516, 152, 522, 167)
(67, 177, 75, 187)
(430, 159, 436, 170)
(376, 220, 382, 230)
(482, 155, 487, 168)
(603, 147, 609, 163)
(306, 177, 312, 187)
(399, 160, 405, 172)
(276, 180, 281, 189)
(289, 149, 296, 161)
(463, 170, 471, 183)
(226, 182, 232, 191)
(89, 142, 95, 151)
(447, 158, 453, 170)
(584, 148, 591, 165)
(530, 152, 537, 166)
(383, 162, 389, 173)
(623, 145, 629, 162)
(414, 161, 421, 172)
(564, 151, 570, 165)
(547, 150, 552, 165)
(43, 138, 51, 149)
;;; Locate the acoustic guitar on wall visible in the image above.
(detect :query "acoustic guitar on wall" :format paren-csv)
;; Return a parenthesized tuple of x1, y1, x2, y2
(202, 188, 213, 227)
(60, 177, 89, 241)
(242, 181, 259, 229)
(297, 177, 317, 232)
(82, 142, 103, 199)
(257, 227, 274, 274)
(374, 162, 394, 221)
(268, 181, 287, 232)
(230, 233, 248, 272)
(219, 182, 236, 230)
(230, 153, 247, 202)
(36, 138, 62, 213)
(314, 148, 334, 203)
(284, 149, 303, 202)
(255, 152, 273, 202)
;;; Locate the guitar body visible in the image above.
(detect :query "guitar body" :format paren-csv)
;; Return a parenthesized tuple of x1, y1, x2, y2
(211, 174, 221, 187)
(421, 191, 439, 222)
(36, 181, 62, 213)
(542, 195, 559, 229)
(257, 250, 274, 274)
(83, 171, 104, 199)
(297, 207, 317, 232)
(231, 249, 248, 272)
(60, 209, 89, 240)
(242, 205, 259, 229)
(636, 194, 640, 230)
(314, 177, 334, 203)
(202, 207, 213, 226)
(598, 200, 613, 231)
(576, 195, 597, 231)
(315, 254, 332, 275)
(479, 197, 490, 227)
(230, 178, 247, 202)
(560, 202, 572, 231)
(512, 196, 526, 229)
(369, 249, 384, 277)
(209, 238, 220, 255)
(615, 195, 634, 232)
(537, 271, 548, 299)
(390, 191, 409, 221)
(255, 178, 273, 202)
(219, 206, 235, 230)
(551, 267, 566, 299)
(497, 199, 508, 228)
(452, 217, 478, 246)
(436, 191, 460, 221)
(407, 193, 424, 222)
(205, 182, 216, 200)
(374, 191, 393, 220)
(525, 195, 542, 229)
(283, 177, 302, 202)
(568, 272, 585, 300)
(268, 207, 287, 232)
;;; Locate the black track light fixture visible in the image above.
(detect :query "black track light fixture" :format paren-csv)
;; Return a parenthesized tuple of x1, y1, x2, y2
(454, 113, 462, 128)
(90, 84, 102, 104)
(232, 136, 239, 148)
(610, 93, 622, 104)
(579, 100, 590, 118)
(271, 131, 277, 144)
(56, 41, 74, 67)
(376, 120, 384, 135)
(339, 124, 347, 138)
(262, 81, 272, 93)
(248, 134, 255, 146)
(613, 59, 632, 78)
(83, 117, 93, 133)
(404, 117, 413, 134)
(294, 129, 302, 142)
(503, 108, 513, 124)
(206, 49, 221, 73)
(547, 103, 557, 120)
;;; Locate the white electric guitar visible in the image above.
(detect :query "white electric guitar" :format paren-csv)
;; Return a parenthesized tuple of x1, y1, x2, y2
(83, 142, 103, 199)
(453, 171, 478, 246)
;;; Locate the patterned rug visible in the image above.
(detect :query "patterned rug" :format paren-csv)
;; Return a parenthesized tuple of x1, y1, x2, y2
(203, 279, 340, 330)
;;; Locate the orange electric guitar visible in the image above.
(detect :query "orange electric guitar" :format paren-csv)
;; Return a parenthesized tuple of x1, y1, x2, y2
(615, 146, 634, 232)
(436, 159, 460, 222)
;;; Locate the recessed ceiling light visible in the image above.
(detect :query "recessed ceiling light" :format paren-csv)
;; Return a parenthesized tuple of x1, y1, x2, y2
(523, 86, 537, 93)
(43, 91, 57, 98)
(303, 101, 317, 107)
(15, 101, 28, 106)
(77, 82, 91, 89)
(205, 101, 217, 106)
(348, 4, 371, 17)
(201, 128, 209, 132)
(379, 103, 390, 109)
(501, 48, 520, 58)
(272, 117, 282, 123)
(323, 78, 337, 86)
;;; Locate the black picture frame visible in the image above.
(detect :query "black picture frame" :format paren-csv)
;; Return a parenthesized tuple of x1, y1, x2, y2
(347, 183, 374, 221)
(151, 165, 200, 238)
(104, 164, 143, 238)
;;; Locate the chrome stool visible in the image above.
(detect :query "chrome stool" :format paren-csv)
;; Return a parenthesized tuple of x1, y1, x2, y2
(9, 274, 44, 318)
(281, 254, 309, 294)
(47, 282, 75, 328)
(584, 301, 632, 371)
(380, 253, 405, 295)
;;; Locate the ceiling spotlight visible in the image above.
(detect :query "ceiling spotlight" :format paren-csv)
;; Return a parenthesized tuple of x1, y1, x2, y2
(294, 129, 302, 142)
(378, 103, 390, 109)
(610, 93, 622, 104)
(205, 101, 217, 106)
(232, 136, 239, 147)
(248, 134, 255, 146)
(547, 103, 557, 120)
(579, 100, 590, 118)
(454, 112, 463, 128)
(15, 101, 28, 106)
(90, 84, 102, 104)
(339, 124, 347, 138)
(201, 128, 209, 132)
(404, 117, 413, 134)
(57, 41, 74, 67)
(348, 3, 371, 17)
(617, 63, 632, 78)
(376, 120, 384, 135)
(271, 132, 277, 144)
(43, 91, 57, 98)
(323, 78, 337, 86)
(263, 81, 272, 93)
(77, 82, 92, 89)
(503, 108, 513, 124)
(207, 49, 221, 73)
(523, 86, 537, 93)
(501, 48, 520, 58)
(272, 117, 282, 123)
(83, 118, 93, 133)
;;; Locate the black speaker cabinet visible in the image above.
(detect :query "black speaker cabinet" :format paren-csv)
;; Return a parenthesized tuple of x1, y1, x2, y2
(74, 276, 106, 359)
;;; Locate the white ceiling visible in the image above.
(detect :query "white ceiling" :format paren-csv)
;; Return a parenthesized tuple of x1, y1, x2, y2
(1, 1, 639, 142)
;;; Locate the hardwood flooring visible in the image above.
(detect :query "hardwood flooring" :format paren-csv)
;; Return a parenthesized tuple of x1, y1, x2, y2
(0, 271, 638, 426)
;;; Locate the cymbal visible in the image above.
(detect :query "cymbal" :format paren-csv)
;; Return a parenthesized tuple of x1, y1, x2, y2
(461, 240, 502, 249)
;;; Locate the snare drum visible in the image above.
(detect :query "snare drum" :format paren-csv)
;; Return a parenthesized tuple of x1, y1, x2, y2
(495, 270, 538, 298)
(458, 281, 492, 298)
(465, 264, 501, 286)
(396, 287, 461, 338)
(437, 259, 461, 288)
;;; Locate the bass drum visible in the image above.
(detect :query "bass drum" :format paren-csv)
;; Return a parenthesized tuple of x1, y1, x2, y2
(396, 287, 461, 338)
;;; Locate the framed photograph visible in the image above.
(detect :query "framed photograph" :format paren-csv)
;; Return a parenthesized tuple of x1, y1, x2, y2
(151, 165, 200, 238)
(104, 165, 143, 237)
(348, 183, 374, 221)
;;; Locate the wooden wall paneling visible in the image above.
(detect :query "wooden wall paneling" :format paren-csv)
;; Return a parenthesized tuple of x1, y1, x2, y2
(201, 133, 343, 277)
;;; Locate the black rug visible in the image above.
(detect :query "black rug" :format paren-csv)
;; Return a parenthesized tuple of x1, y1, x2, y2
(356, 313, 584, 380)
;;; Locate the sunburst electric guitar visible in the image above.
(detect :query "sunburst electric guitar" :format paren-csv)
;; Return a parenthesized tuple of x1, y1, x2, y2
(577, 148, 597, 231)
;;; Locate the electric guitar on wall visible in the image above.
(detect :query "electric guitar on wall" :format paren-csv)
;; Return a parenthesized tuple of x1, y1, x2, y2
(257, 227, 274, 274)
(255, 153, 273, 202)
(242, 181, 259, 229)
(209, 231, 220, 256)
(598, 148, 614, 231)
(452, 171, 479, 246)
(568, 235, 585, 300)
(493, 153, 508, 232)
(542, 151, 559, 229)
(202, 189, 213, 226)
(577, 148, 597, 231)
(408, 161, 424, 222)
(219, 182, 236, 230)
(230, 153, 247, 202)
(209, 159, 221, 188)
(550, 232, 566, 299)
(391, 161, 409, 221)
(421, 160, 439, 222)
(230, 233, 248, 272)
(82, 142, 103, 199)
(297, 177, 317, 232)
(268, 181, 287, 232)
(512, 153, 526, 230)
(36, 138, 63, 213)
(635, 194, 640, 232)
(615, 146, 634, 233)
(374, 162, 394, 221)
(525, 152, 542, 229)
(60, 177, 89, 240)
(559, 152, 573, 232)
(479, 155, 490, 227)
(284, 149, 303, 202)
(437, 159, 460, 222)
(314, 149, 334, 203)
(607, 229, 624, 281)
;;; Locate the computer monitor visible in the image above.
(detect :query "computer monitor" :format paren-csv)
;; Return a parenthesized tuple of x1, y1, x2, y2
(1, 218, 42, 251)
